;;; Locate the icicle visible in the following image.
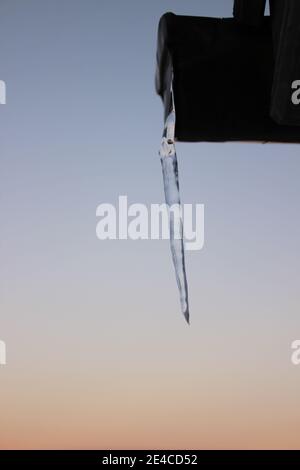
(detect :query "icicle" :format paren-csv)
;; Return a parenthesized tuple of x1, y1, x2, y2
(159, 88, 190, 324)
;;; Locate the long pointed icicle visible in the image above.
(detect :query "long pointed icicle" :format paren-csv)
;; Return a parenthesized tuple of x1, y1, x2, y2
(159, 100, 190, 324)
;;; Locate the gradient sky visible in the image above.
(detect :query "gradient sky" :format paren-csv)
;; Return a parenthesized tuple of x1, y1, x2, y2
(0, 0, 300, 449)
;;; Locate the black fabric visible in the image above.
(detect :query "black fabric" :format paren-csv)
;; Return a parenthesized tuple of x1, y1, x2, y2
(270, 0, 300, 126)
(233, 0, 266, 27)
(156, 12, 300, 142)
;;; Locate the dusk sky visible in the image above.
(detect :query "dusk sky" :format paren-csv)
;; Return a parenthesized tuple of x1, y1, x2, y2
(0, 0, 300, 449)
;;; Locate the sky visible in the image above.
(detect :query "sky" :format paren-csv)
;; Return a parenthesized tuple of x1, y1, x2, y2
(0, 0, 300, 449)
